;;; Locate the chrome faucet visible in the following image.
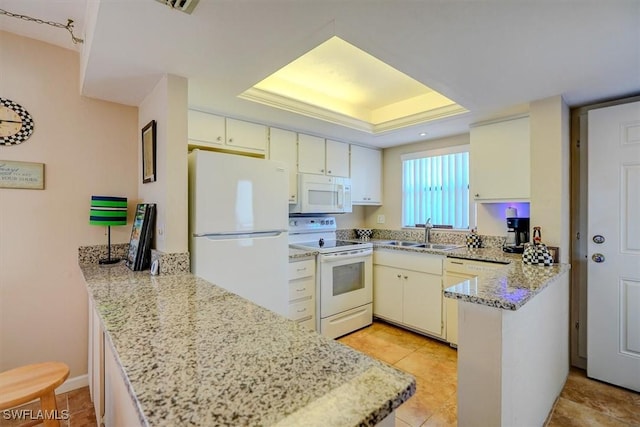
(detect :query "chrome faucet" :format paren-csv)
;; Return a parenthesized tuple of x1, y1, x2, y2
(424, 218, 433, 244)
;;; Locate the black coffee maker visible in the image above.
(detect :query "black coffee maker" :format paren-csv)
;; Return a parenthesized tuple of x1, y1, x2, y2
(503, 217, 530, 253)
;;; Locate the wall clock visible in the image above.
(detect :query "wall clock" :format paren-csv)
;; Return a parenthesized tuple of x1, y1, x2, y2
(0, 97, 35, 146)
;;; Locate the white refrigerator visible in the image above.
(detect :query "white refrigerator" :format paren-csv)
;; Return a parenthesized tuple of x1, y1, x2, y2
(188, 149, 289, 317)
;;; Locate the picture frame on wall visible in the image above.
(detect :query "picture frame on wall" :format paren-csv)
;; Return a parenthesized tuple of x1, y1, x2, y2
(142, 120, 156, 183)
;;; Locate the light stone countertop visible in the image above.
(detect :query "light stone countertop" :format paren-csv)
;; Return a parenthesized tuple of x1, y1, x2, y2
(288, 247, 317, 260)
(367, 239, 570, 311)
(442, 259, 570, 310)
(81, 262, 415, 427)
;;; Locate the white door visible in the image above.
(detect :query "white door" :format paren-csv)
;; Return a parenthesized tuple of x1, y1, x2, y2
(587, 100, 640, 392)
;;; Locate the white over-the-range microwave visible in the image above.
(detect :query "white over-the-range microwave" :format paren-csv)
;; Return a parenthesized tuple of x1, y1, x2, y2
(289, 173, 352, 214)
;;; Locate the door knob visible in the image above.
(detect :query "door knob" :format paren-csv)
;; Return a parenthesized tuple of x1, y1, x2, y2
(593, 235, 605, 244)
(592, 253, 605, 263)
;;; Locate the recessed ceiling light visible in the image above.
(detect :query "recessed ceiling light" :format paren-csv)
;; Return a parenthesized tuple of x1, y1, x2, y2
(419, 132, 428, 136)
(239, 36, 467, 134)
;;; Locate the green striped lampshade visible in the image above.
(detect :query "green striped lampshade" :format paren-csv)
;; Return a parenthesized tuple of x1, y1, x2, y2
(90, 196, 128, 226)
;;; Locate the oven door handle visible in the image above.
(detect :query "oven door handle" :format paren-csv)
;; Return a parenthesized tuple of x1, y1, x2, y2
(320, 249, 372, 262)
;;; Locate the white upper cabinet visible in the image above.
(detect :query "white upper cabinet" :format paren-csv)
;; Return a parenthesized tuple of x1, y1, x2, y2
(298, 134, 325, 174)
(225, 118, 267, 154)
(188, 110, 267, 155)
(350, 145, 382, 205)
(188, 110, 225, 146)
(325, 139, 350, 177)
(298, 134, 350, 177)
(470, 116, 530, 201)
(268, 127, 298, 204)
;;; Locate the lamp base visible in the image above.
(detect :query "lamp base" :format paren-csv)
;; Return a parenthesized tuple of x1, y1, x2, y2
(99, 258, 121, 265)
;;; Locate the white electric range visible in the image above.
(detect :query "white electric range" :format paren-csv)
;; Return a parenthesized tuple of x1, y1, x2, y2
(289, 217, 373, 339)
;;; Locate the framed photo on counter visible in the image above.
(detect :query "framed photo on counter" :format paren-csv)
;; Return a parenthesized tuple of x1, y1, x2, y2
(126, 203, 156, 271)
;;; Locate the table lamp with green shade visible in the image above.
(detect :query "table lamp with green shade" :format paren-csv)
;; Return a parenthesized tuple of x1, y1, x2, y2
(90, 195, 128, 264)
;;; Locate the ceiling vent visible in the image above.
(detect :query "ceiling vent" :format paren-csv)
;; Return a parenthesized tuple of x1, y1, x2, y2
(154, 0, 200, 14)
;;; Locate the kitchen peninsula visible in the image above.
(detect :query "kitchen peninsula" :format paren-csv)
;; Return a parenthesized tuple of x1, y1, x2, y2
(444, 251, 571, 427)
(360, 236, 571, 427)
(81, 261, 415, 427)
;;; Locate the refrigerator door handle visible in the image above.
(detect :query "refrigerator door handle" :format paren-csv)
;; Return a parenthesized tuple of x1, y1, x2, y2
(194, 230, 287, 239)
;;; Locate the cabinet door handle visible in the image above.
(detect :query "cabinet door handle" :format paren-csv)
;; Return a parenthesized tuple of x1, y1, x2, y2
(475, 193, 480, 198)
(321, 168, 325, 173)
(297, 308, 307, 313)
(397, 274, 402, 278)
(295, 288, 306, 292)
(403, 275, 408, 279)
(216, 136, 222, 142)
(328, 170, 332, 174)
(228, 138, 234, 143)
(296, 267, 307, 272)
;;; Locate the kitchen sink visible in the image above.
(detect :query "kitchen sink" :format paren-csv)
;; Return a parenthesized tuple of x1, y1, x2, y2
(383, 240, 421, 247)
(413, 243, 463, 250)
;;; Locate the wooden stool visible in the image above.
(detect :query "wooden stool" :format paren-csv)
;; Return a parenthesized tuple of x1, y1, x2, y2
(0, 362, 70, 427)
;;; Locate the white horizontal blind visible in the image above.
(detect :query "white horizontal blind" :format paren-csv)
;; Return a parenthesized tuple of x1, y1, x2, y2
(402, 151, 469, 229)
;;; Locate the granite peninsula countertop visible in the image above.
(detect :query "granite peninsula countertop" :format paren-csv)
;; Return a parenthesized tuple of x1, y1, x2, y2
(367, 239, 570, 311)
(81, 262, 415, 427)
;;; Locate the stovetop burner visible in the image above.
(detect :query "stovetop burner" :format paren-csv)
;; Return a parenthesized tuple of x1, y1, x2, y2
(288, 216, 372, 253)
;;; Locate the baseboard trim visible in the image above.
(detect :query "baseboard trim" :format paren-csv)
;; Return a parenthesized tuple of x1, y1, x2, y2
(4, 374, 90, 409)
(57, 374, 89, 394)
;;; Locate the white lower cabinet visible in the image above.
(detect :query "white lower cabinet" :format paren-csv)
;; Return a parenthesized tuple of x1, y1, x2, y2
(443, 271, 469, 346)
(288, 258, 316, 331)
(373, 250, 444, 338)
(104, 342, 141, 427)
(88, 298, 104, 426)
(372, 265, 404, 323)
(443, 258, 508, 346)
(89, 297, 141, 427)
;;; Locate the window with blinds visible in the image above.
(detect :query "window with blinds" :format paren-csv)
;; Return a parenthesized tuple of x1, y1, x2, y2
(402, 146, 470, 229)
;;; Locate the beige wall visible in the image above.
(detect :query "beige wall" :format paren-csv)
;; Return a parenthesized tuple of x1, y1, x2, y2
(138, 75, 189, 253)
(530, 96, 571, 263)
(334, 205, 366, 229)
(364, 133, 471, 229)
(0, 32, 138, 376)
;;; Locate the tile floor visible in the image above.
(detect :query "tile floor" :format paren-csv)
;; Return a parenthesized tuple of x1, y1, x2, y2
(0, 386, 96, 427)
(338, 320, 640, 427)
(2, 320, 637, 426)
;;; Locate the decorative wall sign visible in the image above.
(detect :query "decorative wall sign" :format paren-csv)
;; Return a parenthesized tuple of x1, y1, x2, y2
(142, 120, 156, 183)
(0, 160, 44, 189)
(0, 98, 35, 146)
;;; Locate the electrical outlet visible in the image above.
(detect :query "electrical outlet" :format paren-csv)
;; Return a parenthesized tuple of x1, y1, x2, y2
(157, 223, 165, 241)
(377, 215, 385, 224)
